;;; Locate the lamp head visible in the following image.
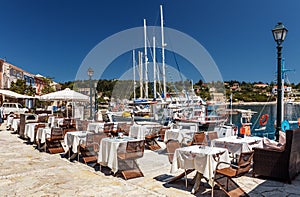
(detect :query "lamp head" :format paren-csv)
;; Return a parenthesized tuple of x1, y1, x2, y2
(87, 67, 94, 77)
(272, 22, 288, 45)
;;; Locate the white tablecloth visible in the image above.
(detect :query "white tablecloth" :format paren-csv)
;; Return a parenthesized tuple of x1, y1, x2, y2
(11, 119, 20, 132)
(64, 131, 89, 153)
(164, 128, 196, 145)
(213, 125, 235, 138)
(98, 136, 136, 173)
(48, 116, 64, 128)
(171, 145, 230, 186)
(6, 116, 14, 127)
(87, 122, 105, 132)
(211, 136, 263, 155)
(36, 127, 51, 144)
(129, 125, 148, 139)
(24, 123, 42, 142)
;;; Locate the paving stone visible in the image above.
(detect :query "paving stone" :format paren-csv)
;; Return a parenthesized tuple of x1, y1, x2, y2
(1, 128, 300, 196)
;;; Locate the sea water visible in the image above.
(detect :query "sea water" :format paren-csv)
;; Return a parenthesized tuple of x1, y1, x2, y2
(230, 103, 300, 139)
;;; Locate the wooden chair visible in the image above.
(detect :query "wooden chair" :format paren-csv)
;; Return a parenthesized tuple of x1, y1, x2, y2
(165, 139, 194, 188)
(213, 151, 254, 197)
(190, 132, 208, 146)
(79, 132, 107, 165)
(45, 127, 64, 154)
(117, 140, 145, 179)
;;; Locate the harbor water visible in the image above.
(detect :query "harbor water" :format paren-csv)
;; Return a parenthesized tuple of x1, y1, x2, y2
(230, 103, 300, 139)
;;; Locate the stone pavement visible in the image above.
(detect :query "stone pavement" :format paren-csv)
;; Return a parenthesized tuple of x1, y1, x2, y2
(1, 125, 300, 196)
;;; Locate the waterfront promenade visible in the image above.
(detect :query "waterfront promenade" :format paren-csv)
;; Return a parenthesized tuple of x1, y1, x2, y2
(1, 124, 300, 196)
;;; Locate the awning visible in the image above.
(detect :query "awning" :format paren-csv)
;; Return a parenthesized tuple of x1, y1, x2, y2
(0, 89, 35, 99)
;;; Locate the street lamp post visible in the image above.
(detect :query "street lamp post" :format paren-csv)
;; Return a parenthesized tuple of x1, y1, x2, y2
(272, 22, 288, 141)
(94, 82, 98, 121)
(87, 67, 94, 120)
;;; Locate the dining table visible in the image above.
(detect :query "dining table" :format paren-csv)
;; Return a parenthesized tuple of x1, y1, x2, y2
(11, 118, 20, 132)
(36, 127, 52, 144)
(211, 135, 263, 155)
(24, 123, 46, 143)
(48, 116, 64, 128)
(97, 136, 137, 173)
(164, 128, 196, 145)
(129, 124, 161, 140)
(64, 131, 91, 154)
(171, 145, 230, 193)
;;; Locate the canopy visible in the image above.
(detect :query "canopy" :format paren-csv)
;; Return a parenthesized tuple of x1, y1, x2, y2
(39, 88, 89, 102)
(0, 89, 35, 99)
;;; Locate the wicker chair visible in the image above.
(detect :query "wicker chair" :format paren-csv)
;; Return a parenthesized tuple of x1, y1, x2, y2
(33, 123, 46, 144)
(158, 126, 170, 142)
(103, 123, 114, 136)
(207, 131, 218, 145)
(79, 132, 107, 165)
(165, 139, 194, 188)
(190, 132, 208, 146)
(45, 127, 64, 154)
(145, 126, 162, 150)
(213, 151, 254, 197)
(253, 128, 300, 183)
(117, 140, 145, 179)
(116, 122, 131, 136)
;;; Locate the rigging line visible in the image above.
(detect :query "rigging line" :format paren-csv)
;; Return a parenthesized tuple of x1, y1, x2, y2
(164, 29, 189, 98)
(152, 9, 160, 35)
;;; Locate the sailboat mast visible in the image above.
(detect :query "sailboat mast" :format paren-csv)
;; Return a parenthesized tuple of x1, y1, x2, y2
(160, 5, 167, 98)
(153, 36, 157, 99)
(144, 19, 148, 99)
(139, 51, 143, 99)
(133, 50, 136, 100)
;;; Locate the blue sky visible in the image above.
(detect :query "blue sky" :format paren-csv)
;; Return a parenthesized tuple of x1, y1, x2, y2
(1, 0, 300, 84)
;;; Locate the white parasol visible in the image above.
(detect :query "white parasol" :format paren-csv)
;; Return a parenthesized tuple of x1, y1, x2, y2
(39, 88, 89, 117)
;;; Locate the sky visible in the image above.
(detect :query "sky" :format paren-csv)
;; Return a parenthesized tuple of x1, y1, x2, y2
(1, 0, 300, 84)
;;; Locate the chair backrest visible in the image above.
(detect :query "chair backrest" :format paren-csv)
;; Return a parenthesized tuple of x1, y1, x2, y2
(77, 120, 90, 131)
(192, 132, 208, 146)
(35, 123, 46, 132)
(103, 123, 114, 133)
(236, 151, 254, 176)
(125, 140, 145, 159)
(50, 127, 64, 140)
(207, 131, 218, 141)
(116, 123, 132, 137)
(159, 126, 170, 141)
(93, 132, 107, 151)
(117, 122, 127, 132)
(38, 115, 48, 123)
(63, 127, 77, 135)
(166, 139, 181, 164)
(84, 132, 107, 152)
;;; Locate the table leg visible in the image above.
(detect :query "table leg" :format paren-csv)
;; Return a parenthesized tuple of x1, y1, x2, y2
(191, 172, 203, 194)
